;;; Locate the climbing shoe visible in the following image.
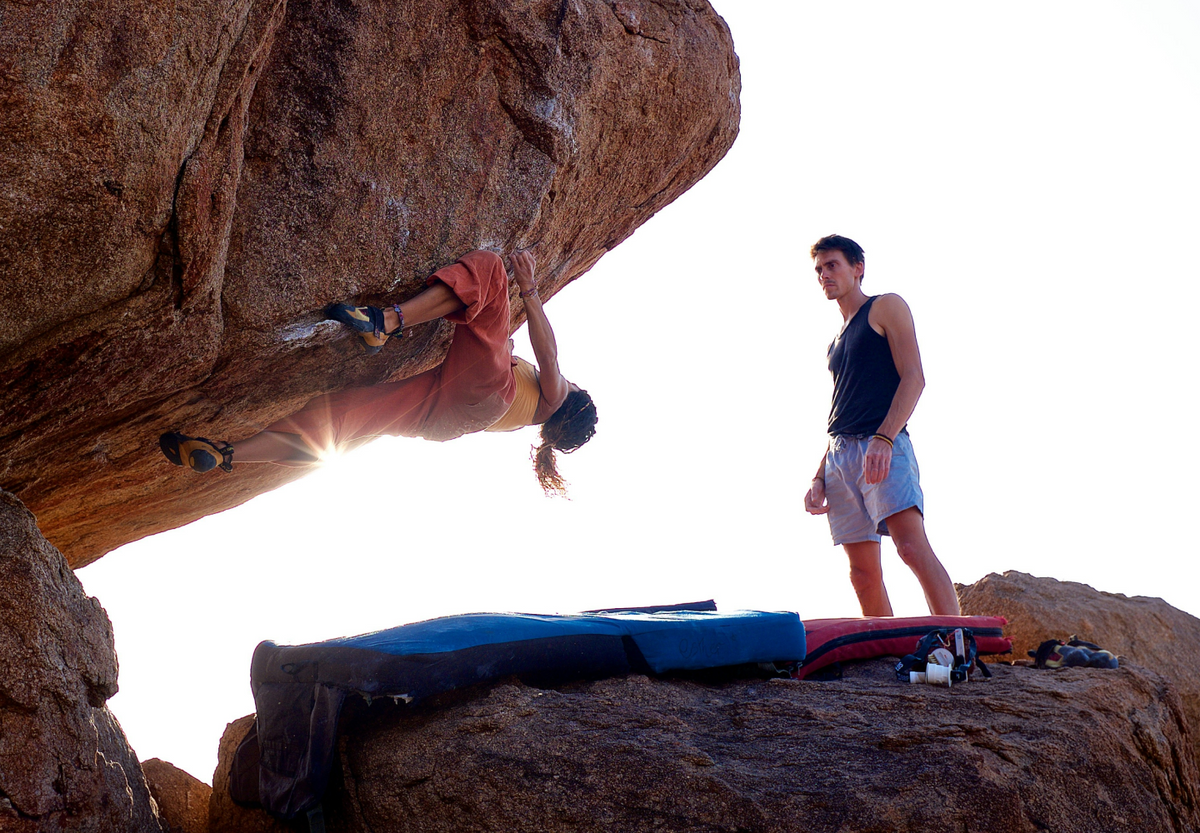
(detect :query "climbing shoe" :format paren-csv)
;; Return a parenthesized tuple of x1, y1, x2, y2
(159, 432, 234, 473)
(327, 303, 403, 355)
(1029, 637, 1119, 669)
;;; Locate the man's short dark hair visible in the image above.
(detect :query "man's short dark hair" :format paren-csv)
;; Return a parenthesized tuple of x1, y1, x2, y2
(810, 235, 865, 268)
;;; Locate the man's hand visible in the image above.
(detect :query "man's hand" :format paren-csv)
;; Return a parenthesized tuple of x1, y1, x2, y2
(863, 437, 893, 485)
(804, 479, 829, 515)
(511, 250, 537, 293)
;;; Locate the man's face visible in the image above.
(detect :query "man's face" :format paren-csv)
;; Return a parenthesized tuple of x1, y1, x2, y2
(813, 250, 863, 300)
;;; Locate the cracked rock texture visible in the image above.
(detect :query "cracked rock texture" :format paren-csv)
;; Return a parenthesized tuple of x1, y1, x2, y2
(960, 569, 1200, 781)
(0, 491, 162, 832)
(0, 0, 740, 567)
(213, 660, 1200, 833)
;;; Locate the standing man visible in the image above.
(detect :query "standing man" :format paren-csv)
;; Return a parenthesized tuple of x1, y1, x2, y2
(803, 235, 960, 616)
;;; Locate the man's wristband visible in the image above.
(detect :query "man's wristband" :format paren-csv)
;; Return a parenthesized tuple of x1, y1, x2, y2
(871, 433, 894, 447)
(519, 285, 539, 299)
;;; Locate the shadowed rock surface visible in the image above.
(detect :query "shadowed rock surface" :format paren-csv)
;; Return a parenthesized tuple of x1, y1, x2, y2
(0, 0, 741, 567)
(212, 661, 1200, 833)
(208, 716, 290, 833)
(960, 569, 1200, 781)
(0, 492, 162, 832)
(142, 758, 212, 833)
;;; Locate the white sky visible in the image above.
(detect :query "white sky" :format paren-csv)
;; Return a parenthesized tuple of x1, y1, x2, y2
(78, 0, 1200, 785)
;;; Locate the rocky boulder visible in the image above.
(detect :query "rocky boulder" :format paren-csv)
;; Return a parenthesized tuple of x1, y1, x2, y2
(208, 716, 290, 833)
(960, 569, 1200, 780)
(0, 0, 741, 567)
(0, 491, 162, 832)
(212, 661, 1199, 833)
(142, 758, 212, 833)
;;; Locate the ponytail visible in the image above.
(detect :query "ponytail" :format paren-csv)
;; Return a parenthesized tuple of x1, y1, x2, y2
(533, 439, 568, 496)
(532, 389, 597, 496)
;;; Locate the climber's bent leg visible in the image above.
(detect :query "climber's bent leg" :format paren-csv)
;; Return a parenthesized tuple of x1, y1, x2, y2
(382, 281, 465, 331)
(232, 430, 320, 465)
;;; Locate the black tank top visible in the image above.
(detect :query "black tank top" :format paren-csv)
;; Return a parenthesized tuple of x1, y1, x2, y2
(827, 296, 901, 436)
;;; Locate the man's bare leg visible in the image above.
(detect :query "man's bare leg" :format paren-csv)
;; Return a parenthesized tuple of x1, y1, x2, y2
(227, 282, 461, 466)
(885, 507, 961, 615)
(240, 282, 469, 462)
(167, 281, 475, 471)
(843, 541, 894, 616)
(232, 430, 318, 464)
(381, 281, 465, 332)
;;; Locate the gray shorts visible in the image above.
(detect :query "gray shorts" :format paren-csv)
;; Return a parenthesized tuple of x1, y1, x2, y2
(825, 431, 924, 545)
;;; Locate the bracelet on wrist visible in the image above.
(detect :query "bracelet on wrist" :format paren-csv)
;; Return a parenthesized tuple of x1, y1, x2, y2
(871, 433, 894, 447)
(519, 285, 539, 299)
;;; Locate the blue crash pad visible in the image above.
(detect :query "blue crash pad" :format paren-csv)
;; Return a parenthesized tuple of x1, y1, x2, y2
(231, 604, 805, 819)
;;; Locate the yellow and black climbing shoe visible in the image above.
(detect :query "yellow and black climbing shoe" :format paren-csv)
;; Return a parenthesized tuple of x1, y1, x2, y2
(327, 303, 404, 355)
(159, 432, 234, 473)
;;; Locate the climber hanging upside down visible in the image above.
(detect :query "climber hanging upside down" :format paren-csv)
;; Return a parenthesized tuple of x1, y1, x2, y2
(160, 250, 597, 494)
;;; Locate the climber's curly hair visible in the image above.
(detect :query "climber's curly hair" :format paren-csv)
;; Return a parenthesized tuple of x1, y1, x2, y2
(533, 389, 597, 496)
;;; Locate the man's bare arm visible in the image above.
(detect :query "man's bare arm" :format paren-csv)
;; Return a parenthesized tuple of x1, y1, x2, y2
(872, 293, 925, 439)
(863, 293, 925, 484)
(511, 251, 569, 417)
(804, 448, 830, 515)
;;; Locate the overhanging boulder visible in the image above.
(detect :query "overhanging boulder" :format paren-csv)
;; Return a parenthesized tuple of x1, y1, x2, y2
(0, 0, 741, 567)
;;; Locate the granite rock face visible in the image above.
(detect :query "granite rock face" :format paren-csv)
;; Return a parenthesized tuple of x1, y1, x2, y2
(0, 492, 162, 832)
(0, 0, 741, 567)
(960, 569, 1200, 779)
(142, 758, 212, 833)
(214, 661, 1199, 833)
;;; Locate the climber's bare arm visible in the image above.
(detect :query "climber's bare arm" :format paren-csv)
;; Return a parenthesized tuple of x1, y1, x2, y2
(511, 251, 569, 421)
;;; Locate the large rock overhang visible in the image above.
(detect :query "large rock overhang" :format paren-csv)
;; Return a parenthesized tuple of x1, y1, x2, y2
(0, 0, 741, 567)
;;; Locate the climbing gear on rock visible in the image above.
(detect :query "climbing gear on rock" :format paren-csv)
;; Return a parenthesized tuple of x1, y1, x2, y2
(1029, 637, 1119, 669)
(895, 627, 992, 687)
(327, 303, 404, 355)
(159, 432, 234, 473)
